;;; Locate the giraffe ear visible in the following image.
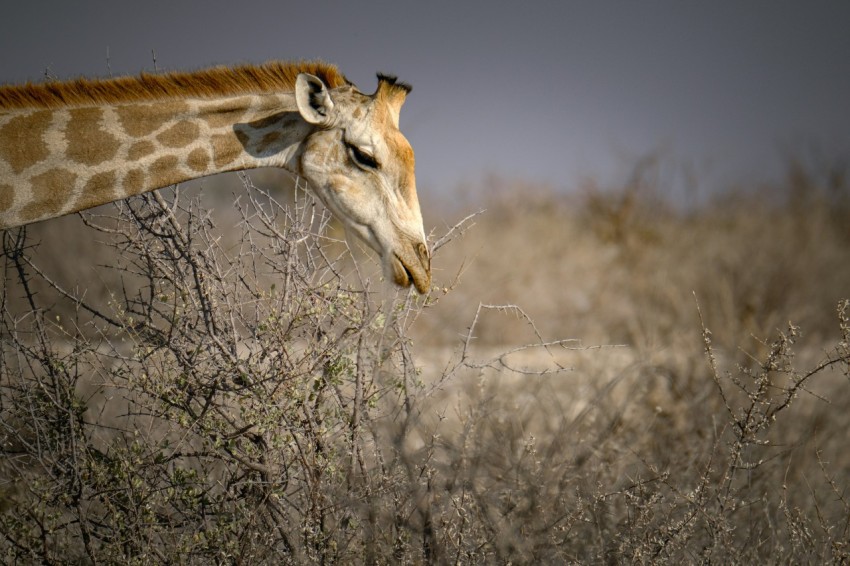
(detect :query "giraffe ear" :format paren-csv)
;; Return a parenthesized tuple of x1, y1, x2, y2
(295, 73, 335, 126)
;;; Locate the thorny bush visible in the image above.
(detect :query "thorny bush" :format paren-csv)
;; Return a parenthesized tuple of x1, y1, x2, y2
(0, 173, 849, 564)
(0, 178, 477, 563)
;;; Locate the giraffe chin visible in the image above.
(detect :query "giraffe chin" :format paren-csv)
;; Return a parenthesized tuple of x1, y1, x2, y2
(390, 254, 430, 295)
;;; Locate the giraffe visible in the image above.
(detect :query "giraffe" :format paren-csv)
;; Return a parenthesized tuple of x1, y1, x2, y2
(0, 61, 430, 293)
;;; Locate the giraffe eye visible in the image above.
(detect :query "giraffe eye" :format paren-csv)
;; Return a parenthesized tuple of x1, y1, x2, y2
(346, 142, 379, 170)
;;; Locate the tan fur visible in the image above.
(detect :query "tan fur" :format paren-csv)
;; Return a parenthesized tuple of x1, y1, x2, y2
(0, 60, 348, 110)
(0, 61, 430, 292)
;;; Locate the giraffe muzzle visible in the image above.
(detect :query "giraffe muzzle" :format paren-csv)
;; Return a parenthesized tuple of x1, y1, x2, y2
(391, 240, 431, 294)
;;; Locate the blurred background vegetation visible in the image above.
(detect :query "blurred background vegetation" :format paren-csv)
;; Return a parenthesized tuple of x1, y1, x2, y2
(2, 156, 849, 562)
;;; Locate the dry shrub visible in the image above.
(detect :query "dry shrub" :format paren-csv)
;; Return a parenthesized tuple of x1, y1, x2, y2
(420, 157, 850, 355)
(0, 177, 455, 563)
(1, 162, 849, 563)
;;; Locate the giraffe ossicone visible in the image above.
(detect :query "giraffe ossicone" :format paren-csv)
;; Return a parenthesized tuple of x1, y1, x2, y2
(0, 61, 430, 293)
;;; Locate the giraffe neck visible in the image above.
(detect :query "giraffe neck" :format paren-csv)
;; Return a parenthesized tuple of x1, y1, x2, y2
(0, 92, 309, 228)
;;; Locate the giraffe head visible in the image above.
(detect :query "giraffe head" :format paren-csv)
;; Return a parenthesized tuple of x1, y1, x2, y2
(294, 73, 430, 294)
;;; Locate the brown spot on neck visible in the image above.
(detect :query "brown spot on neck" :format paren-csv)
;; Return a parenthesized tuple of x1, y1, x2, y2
(124, 168, 145, 194)
(201, 97, 252, 128)
(149, 155, 181, 187)
(128, 140, 155, 160)
(211, 132, 243, 169)
(75, 170, 117, 212)
(20, 169, 77, 222)
(65, 107, 120, 166)
(156, 120, 200, 149)
(0, 110, 52, 174)
(115, 100, 189, 138)
(186, 147, 211, 173)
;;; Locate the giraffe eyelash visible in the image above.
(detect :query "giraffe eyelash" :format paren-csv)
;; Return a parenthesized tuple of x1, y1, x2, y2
(345, 141, 379, 170)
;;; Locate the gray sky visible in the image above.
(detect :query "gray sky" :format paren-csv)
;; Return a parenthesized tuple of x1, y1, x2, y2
(2, 1, 849, 199)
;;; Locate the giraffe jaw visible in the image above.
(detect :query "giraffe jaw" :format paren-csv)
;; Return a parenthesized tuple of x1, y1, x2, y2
(306, 182, 430, 293)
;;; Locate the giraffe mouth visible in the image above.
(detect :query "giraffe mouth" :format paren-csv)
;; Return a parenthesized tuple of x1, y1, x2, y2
(391, 251, 430, 294)
(335, 217, 430, 293)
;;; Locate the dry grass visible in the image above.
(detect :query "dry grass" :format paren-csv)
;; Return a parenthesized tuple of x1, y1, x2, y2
(1, 159, 849, 563)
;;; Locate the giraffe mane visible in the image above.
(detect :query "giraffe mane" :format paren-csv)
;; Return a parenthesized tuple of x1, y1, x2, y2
(0, 60, 349, 109)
